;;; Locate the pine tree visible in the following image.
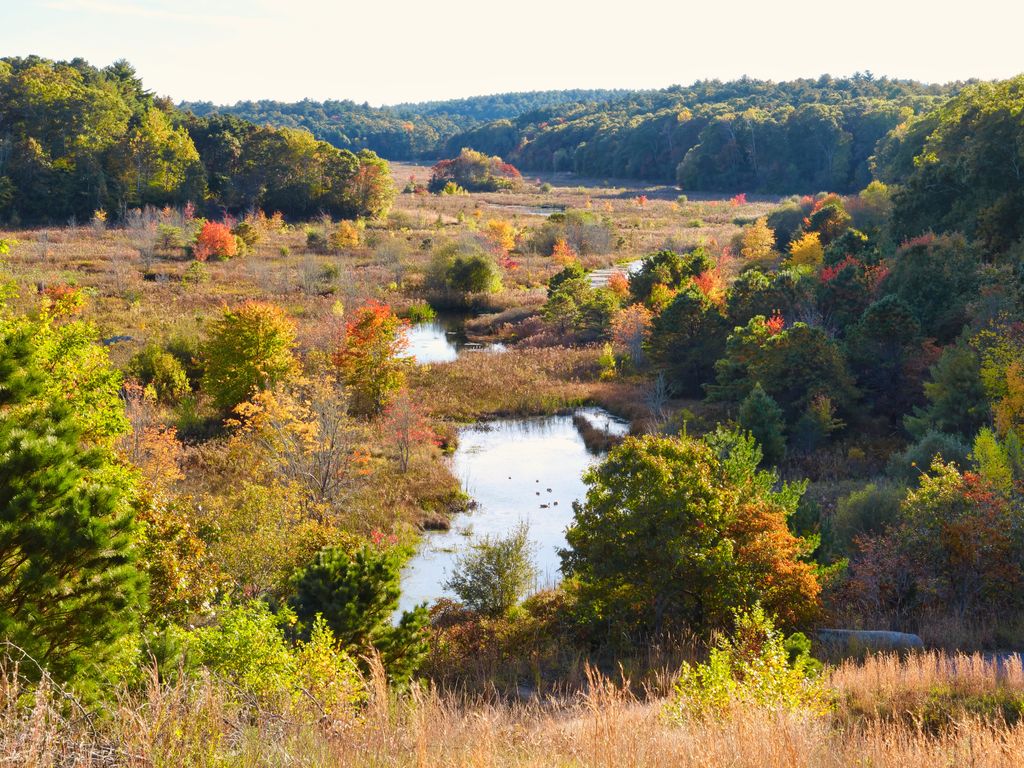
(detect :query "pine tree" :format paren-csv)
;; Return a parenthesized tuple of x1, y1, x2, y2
(0, 324, 146, 684)
(290, 544, 427, 685)
(738, 383, 786, 466)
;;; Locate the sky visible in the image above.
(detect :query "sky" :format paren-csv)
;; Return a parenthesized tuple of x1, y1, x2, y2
(2, 0, 1022, 106)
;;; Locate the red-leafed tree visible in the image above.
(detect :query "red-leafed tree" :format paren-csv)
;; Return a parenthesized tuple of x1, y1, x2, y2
(381, 388, 437, 473)
(333, 301, 409, 417)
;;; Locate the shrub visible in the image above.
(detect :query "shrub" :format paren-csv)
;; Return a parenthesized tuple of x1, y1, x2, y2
(886, 430, 971, 481)
(129, 343, 191, 404)
(187, 601, 363, 712)
(156, 223, 185, 251)
(402, 301, 436, 323)
(665, 605, 830, 718)
(444, 523, 537, 617)
(329, 221, 361, 250)
(193, 221, 237, 261)
(828, 482, 906, 555)
(231, 219, 261, 249)
(427, 242, 502, 298)
(201, 302, 298, 412)
(181, 260, 210, 285)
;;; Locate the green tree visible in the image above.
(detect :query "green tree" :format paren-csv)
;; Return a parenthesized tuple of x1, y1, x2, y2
(201, 301, 298, 413)
(290, 544, 428, 685)
(561, 433, 820, 640)
(844, 295, 923, 420)
(444, 523, 537, 617)
(709, 317, 859, 423)
(738, 383, 786, 465)
(0, 320, 146, 684)
(882, 234, 979, 343)
(905, 343, 990, 440)
(648, 285, 727, 396)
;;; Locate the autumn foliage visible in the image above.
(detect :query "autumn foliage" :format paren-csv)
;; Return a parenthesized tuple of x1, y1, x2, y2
(193, 221, 238, 261)
(334, 301, 409, 417)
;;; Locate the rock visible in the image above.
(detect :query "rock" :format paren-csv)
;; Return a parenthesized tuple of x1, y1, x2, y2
(816, 629, 925, 655)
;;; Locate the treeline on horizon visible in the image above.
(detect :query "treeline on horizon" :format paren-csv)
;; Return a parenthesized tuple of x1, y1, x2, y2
(181, 74, 973, 193)
(0, 57, 396, 225)
(182, 88, 634, 159)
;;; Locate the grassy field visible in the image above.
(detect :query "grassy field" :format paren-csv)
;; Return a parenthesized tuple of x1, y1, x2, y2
(6, 652, 1023, 766)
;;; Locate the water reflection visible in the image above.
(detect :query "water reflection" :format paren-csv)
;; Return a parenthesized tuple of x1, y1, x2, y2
(403, 316, 506, 364)
(397, 408, 628, 613)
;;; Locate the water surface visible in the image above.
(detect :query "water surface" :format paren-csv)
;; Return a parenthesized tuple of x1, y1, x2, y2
(397, 407, 629, 613)
(403, 315, 506, 364)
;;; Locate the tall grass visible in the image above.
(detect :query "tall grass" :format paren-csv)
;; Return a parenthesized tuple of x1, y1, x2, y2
(4, 653, 1024, 766)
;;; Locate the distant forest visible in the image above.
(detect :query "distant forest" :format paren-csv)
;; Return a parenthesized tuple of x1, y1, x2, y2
(184, 76, 967, 192)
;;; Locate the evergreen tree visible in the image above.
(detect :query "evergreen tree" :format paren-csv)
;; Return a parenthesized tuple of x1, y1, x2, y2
(738, 383, 786, 465)
(0, 324, 145, 684)
(289, 545, 427, 685)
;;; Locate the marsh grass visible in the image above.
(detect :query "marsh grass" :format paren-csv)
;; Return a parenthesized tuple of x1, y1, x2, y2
(4, 653, 1024, 767)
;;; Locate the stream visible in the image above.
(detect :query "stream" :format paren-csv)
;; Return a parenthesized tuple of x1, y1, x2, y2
(397, 407, 630, 614)
(403, 315, 506, 364)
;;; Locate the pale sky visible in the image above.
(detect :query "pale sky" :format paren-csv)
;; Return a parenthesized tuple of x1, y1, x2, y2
(2, 0, 1022, 106)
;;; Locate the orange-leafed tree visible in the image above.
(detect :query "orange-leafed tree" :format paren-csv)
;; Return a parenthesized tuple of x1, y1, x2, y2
(551, 237, 577, 266)
(611, 303, 653, 367)
(193, 221, 237, 261)
(607, 270, 630, 299)
(333, 301, 409, 417)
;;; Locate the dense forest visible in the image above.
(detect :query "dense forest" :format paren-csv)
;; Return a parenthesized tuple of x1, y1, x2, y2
(2, 52, 1024, 764)
(184, 76, 967, 193)
(0, 57, 395, 224)
(181, 89, 631, 161)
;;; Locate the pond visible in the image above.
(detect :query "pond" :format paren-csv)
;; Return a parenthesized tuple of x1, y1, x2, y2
(403, 315, 506, 364)
(397, 407, 630, 614)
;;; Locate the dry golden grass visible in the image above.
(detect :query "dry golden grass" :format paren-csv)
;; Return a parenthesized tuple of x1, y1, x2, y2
(5, 654, 1024, 767)
(410, 346, 608, 421)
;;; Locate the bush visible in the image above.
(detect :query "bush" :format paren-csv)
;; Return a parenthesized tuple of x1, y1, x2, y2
(665, 605, 830, 718)
(193, 221, 237, 261)
(444, 523, 537, 617)
(187, 601, 363, 712)
(181, 260, 210, 285)
(329, 221, 361, 250)
(129, 343, 190, 404)
(201, 302, 298, 412)
(828, 483, 906, 555)
(402, 301, 436, 323)
(427, 242, 502, 299)
(887, 430, 971, 481)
